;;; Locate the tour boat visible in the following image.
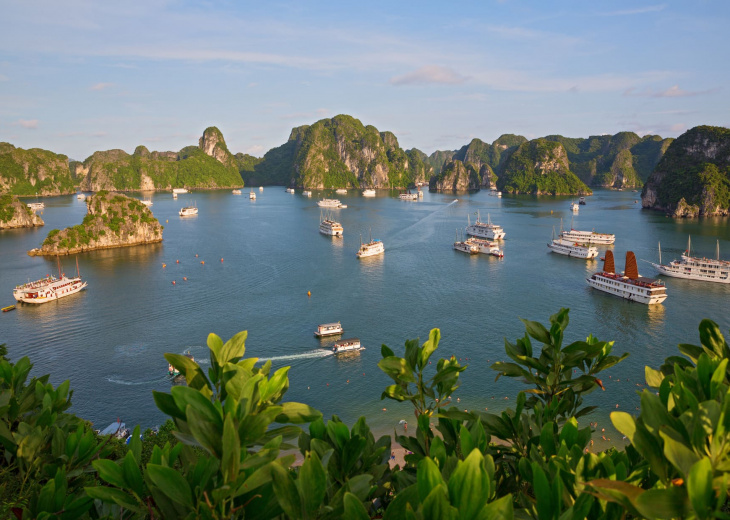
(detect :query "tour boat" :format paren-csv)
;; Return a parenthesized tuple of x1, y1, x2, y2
(649, 237, 730, 284)
(399, 191, 418, 201)
(303, 190, 312, 197)
(362, 189, 376, 197)
(587, 251, 667, 305)
(179, 206, 198, 217)
(173, 193, 178, 199)
(336, 188, 348, 194)
(259, 186, 264, 191)
(172, 188, 188, 194)
(249, 191, 256, 200)
(98, 420, 130, 439)
(317, 198, 345, 208)
(286, 188, 295, 194)
(570, 202, 579, 213)
(168, 351, 194, 376)
(560, 219, 615, 244)
(141, 199, 153, 206)
(454, 230, 479, 255)
(579, 196, 586, 205)
(548, 235, 599, 259)
(319, 211, 343, 237)
(232, 189, 242, 195)
(14, 258, 87, 304)
(27, 202, 44, 211)
(356, 231, 385, 258)
(314, 322, 344, 337)
(77, 193, 86, 200)
(489, 188, 502, 198)
(332, 338, 363, 354)
(466, 211, 505, 240)
(465, 237, 504, 257)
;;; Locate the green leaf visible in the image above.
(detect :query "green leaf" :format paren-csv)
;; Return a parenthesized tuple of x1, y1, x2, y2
(122, 451, 144, 497)
(448, 449, 488, 520)
(383, 484, 419, 520)
(423, 484, 458, 520)
(146, 463, 194, 509)
(698, 319, 728, 358)
(92, 459, 125, 488)
(344, 491, 371, 520)
(645, 366, 665, 388)
(418, 457, 445, 502)
(85, 486, 144, 514)
(298, 452, 326, 516)
(186, 405, 222, 457)
(520, 318, 552, 345)
(218, 330, 248, 366)
(378, 356, 416, 383)
(381, 344, 395, 358)
(271, 461, 301, 518)
(275, 401, 322, 424)
(532, 463, 552, 520)
(634, 487, 688, 520)
(221, 414, 240, 483)
(687, 458, 713, 519)
(477, 494, 513, 520)
(660, 430, 699, 478)
(419, 328, 441, 369)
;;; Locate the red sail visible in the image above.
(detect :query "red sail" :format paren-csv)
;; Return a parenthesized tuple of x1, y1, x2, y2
(603, 250, 615, 273)
(625, 251, 639, 279)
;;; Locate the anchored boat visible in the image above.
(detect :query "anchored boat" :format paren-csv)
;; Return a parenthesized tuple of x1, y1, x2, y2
(332, 338, 363, 354)
(319, 211, 343, 237)
(466, 211, 505, 240)
(356, 230, 384, 258)
(314, 322, 344, 337)
(649, 236, 730, 284)
(587, 251, 667, 304)
(14, 257, 87, 304)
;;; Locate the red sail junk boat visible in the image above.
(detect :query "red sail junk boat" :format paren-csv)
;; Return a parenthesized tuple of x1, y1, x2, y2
(586, 250, 668, 305)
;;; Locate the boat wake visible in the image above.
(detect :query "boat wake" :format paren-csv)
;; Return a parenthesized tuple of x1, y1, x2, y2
(105, 376, 170, 386)
(257, 349, 334, 363)
(387, 198, 460, 245)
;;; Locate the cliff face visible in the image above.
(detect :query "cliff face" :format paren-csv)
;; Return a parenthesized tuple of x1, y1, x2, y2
(499, 139, 591, 195)
(0, 194, 44, 229)
(78, 128, 243, 192)
(641, 125, 730, 217)
(0, 143, 75, 196)
(429, 160, 480, 191)
(28, 191, 162, 256)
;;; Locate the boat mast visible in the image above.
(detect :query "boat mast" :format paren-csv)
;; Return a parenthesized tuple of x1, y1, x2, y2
(76, 257, 80, 278)
(658, 241, 662, 265)
(717, 240, 720, 261)
(687, 235, 691, 256)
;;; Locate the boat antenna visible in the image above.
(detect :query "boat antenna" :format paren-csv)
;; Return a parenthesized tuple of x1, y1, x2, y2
(57, 255, 61, 278)
(76, 256, 80, 278)
(687, 235, 691, 256)
(658, 241, 662, 265)
(717, 239, 720, 261)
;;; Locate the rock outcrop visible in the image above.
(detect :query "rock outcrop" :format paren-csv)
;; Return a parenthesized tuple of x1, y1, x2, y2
(0, 195, 44, 229)
(28, 191, 162, 256)
(641, 125, 730, 217)
(429, 160, 480, 191)
(77, 128, 243, 192)
(0, 142, 75, 196)
(498, 139, 591, 195)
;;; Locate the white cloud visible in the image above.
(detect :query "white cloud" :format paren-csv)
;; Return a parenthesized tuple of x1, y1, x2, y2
(390, 66, 468, 86)
(13, 119, 39, 129)
(91, 82, 114, 91)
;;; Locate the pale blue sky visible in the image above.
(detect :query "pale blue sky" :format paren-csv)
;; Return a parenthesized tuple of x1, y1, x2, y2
(1, 1, 728, 160)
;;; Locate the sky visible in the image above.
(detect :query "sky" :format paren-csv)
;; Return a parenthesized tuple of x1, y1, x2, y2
(0, 0, 728, 161)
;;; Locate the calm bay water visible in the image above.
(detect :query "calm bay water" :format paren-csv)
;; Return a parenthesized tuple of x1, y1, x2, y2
(1, 189, 729, 446)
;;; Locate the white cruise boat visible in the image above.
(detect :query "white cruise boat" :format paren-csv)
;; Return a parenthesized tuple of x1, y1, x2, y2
(14, 259, 87, 304)
(77, 193, 86, 200)
(173, 193, 178, 199)
(249, 191, 256, 200)
(179, 206, 198, 217)
(232, 189, 242, 195)
(650, 237, 730, 284)
(336, 188, 348, 194)
(587, 251, 667, 305)
(314, 322, 344, 337)
(548, 237, 599, 259)
(362, 189, 376, 197)
(489, 188, 502, 198)
(356, 232, 384, 258)
(172, 188, 188, 194)
(454, 230, 479, 255)
(332, 338, 363, 354)
(466, 211, 505, 240)
(27, 202, 44, 211)
(259, 186, 264, 191)
(286, 188, 295, 194)
(465, 237, 504, 257)
(399, 191, 418, 200)
(570, 201, 579, 213)
(317, 198, 344, 208)
(560, 225, 615, 245)
(141, 199, 153, 206)
(319, 211, 343, 237)
(303, 190, 312, 197)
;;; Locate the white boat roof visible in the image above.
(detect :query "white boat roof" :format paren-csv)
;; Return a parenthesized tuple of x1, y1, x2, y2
(335, 338, 360, 343)
(319, 322, 341, 328)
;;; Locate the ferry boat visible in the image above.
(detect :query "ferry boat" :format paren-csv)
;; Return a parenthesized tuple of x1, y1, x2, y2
(454, 230, 479, 255)
(286, 188, 295, 194)
(489, 188, 502, 198)
(560, 219, 615, 244)
(141, 199, 153, 206)
(570, 201, 579, 213)
(14, 258, 87, 304)
(466, 211, 505, 240)
(303, 190, 312, 197)
(336, 188, 348, 194)
(649, 237, 730, 284)
(232, 189, 242, 195)
(173, 193, 178, 199)
(579, 196, 586, 205)
(317, 198, 345, 208)
(362, 189, 376, 197)
(27, 202, 44, 211)
(319, 211, 343, 237)
(179, 206, 198, 217)
(587, 250, 667, 305)
(465, 237, 504, 257)
(249, 191, 256, 200)
(332, 338, 363, 354)
(548, 236, 599, 259)
(77, 193, 86, 200)
(356, 232, 385, 258)
(399, 191, 418, 201)
(314, 322, 344, 337)
(172, 188, 188, 194)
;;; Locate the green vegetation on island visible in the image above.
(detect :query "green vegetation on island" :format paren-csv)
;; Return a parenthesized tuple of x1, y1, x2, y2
(429, 159, 481, 191)
(642, 125, 730, 217)
(498, 139, 592, 195)
(77, 127, 243, 192)
(2, 310, 730, 519)
(0, 194, 44, 229)
(0, 142, 75, 196)
(30, 191, 162, 255)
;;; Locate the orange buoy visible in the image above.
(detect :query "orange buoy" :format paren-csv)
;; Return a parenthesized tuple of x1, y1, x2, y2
(201, 261, 205, 265)
(220, 258, 223, 262)
(172, 281, 176, 285)
(162, 263, 166, 268)
(183, 277, 187, 281)
(176, 260, 179, 263)
(166, 219, 168, 223)
(195, 254, 198, 257)
(307, 291, 311, 297)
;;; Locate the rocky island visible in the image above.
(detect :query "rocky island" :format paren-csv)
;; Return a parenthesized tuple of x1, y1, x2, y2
(641, 125, 730, 217)
(28, 191, 162, 256)
(0, 194, 44, 229)
(0, 142, 75, 196)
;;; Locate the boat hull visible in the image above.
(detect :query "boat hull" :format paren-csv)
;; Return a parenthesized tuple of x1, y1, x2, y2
(586, 274, 667, 304)
(548, 240, 599, 259)
(17, 279, 88, 304)
(650, 262, 730, 283)
(560, 231, 615, 244)
(465, 225, 505, 240)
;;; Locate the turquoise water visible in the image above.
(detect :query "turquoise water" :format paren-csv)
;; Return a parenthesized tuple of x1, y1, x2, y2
(1, 189, 728, 447)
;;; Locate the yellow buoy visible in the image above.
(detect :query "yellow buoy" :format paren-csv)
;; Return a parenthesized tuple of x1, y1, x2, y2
(166, 219, 168, 223)
(162, 263, 166, 268)
(307, 290, 311, 297)
(201, 261, 205, 265)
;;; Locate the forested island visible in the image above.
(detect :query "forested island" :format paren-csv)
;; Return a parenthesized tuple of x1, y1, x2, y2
(0, 194, 44, 229)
